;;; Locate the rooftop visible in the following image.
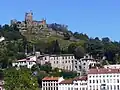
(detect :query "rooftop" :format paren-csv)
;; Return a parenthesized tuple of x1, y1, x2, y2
(88, 68, 120, 74)
(42, 76, 60, 81)
(59, 79, 73, 84)
(73, 76, 87, 81)
(59, 76, 87, 84)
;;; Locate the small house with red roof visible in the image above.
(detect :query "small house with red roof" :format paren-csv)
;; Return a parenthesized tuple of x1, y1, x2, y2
(58, 76, 87, 90)
(42, 76, 64, 90)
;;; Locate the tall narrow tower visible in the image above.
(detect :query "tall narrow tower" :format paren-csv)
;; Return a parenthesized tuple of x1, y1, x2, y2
(25, 10, 33, 27)
(25, 11, 33, 41)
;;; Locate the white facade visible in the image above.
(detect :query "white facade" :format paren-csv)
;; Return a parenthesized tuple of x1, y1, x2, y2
(12, 56, 36, 68)
(104, 64, 120, 69)
(42, 77, 64, 90)
(58, 76, 87, 90)
(58, 79, 73, 90)
(74, 54, 99, 74)
(88, 68, 120, 90)
(38, 54, 75, 71)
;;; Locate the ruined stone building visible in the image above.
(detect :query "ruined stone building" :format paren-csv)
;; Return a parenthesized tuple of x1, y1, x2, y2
(10, 11, 47, 34)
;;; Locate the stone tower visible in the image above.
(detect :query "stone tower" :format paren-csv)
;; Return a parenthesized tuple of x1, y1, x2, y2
(25, 10, 33, 27)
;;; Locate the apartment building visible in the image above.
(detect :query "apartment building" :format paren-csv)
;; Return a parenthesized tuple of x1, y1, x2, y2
(42, 76, 64, 90)
(37, 54, 75, 71)
(88, 68, 120, 90)
(58, 79, 73, 90)
(58, 76, 87, 90)
(74, 54, 99, 74)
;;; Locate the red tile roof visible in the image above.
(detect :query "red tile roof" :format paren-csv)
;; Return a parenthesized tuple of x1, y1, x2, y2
(42, 76, 60, 81)
(73, 76, 87, 81)
(59, 79, 73, 84)
(88, 68, 120, 74)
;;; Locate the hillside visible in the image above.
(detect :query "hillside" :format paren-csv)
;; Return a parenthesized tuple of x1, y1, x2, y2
(0, 23, 120, 69)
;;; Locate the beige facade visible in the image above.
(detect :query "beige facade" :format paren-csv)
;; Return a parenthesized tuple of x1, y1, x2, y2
(38, 54, 75, 71)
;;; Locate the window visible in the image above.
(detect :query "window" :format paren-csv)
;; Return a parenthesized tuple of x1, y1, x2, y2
(62, 57, 64, 59)
(56, 61, 58, 64)
(75, 83, 78, 85)
(48, 83, 50, 86)
(110, 85, 112, 90)
(68, 87, 70, 90)
(71, 87, 73, 90)
(117, 85, 119, 90)
(69, 66, 71, 69)
(83, 63, 86, 65)
(117, 79, 119, 83)
(68, 56, 70, 59)
(43, 83, 45, 86)
(75, 66, 77, 68)
(65, 57, 67, 59)
(107, 85, 109, 89)
(74, 88, 78, 90)
(43, 87, 45, 90)
(65, 61, 67, 63)
(96, 80, 98, 83)
(114, 85, 116, 90)
(45, 57, 47, 60)
(93, 80, 95, 83)
(103, 79, 105, 83)
(89, 80, 91, 83)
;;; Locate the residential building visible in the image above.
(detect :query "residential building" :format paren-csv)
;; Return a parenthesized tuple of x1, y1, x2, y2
(73, 76, 87, 90)
(58, 79, 73, 90)
(88, 68, 120, 90)
(37, 54, 75, 71)
(58, 76, 87, 90)
(12, 56, 36, 68)
(74, 54, 100, 74)
(42, 76, 64, 90)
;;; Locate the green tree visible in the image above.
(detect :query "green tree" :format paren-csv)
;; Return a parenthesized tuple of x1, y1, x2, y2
(74, 46, 85, 59)
(4, 68, 39, 90)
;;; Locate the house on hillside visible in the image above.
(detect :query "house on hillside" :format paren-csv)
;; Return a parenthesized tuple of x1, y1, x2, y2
(73, 54, 100, 74)
(37, 54, 75, 71)
(12, 56, 37, 68)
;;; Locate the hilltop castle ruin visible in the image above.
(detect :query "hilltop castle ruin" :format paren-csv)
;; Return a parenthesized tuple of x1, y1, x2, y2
(10, 11, 47, 34)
